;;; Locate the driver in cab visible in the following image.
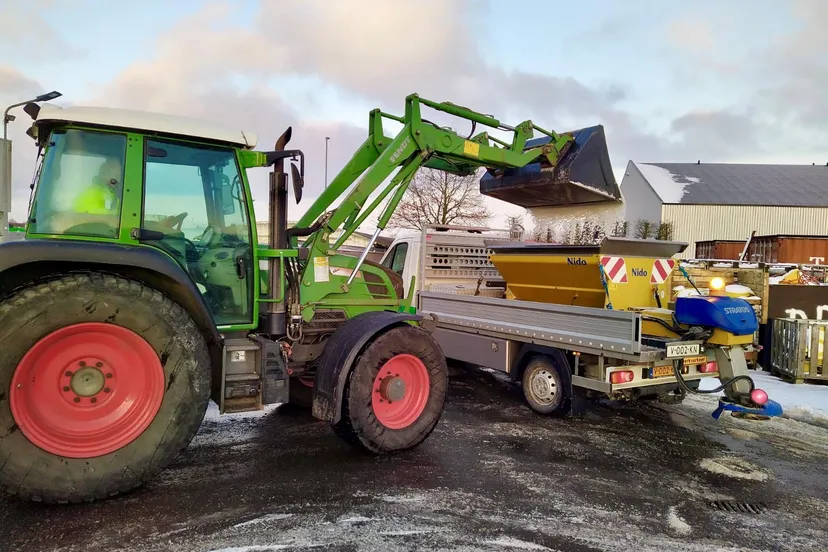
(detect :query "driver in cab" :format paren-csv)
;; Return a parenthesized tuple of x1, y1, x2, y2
(73, 157, 122, 215)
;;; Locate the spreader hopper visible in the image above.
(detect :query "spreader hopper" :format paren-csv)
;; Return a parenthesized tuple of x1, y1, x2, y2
(487, 237, 688, 310)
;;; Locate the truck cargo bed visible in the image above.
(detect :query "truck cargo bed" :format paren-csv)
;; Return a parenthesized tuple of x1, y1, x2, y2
(418, 291, 663, 363)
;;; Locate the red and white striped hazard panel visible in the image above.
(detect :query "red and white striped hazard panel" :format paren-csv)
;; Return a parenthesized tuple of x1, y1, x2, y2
(650, 259, 676, 284)
(600, 256, 628, 283)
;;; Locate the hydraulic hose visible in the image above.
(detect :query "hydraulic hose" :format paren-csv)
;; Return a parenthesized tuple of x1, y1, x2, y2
(671, 358, 755, 397)
(669, 328, 756, 399)
(642, 315, 685, 335)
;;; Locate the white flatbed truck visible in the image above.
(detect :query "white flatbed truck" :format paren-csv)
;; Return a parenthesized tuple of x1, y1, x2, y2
(377, 225, 750, 416)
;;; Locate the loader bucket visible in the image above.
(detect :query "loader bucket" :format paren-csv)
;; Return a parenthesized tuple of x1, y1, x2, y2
(479, 125, 620, 208)
(486, 237, 688, 311)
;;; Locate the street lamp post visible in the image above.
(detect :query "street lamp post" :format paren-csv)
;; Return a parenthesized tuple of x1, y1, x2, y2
(324, 136, 330, 188)
(3, 90, 62, 143)
(2, 90, 62, 239)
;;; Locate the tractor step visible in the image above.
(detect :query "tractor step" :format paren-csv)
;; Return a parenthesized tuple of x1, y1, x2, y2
(220, 338, 289, 414)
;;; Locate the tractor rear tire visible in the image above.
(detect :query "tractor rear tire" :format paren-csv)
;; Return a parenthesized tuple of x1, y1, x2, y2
(332, 325, 447, 454)
(0, 272, 212, 504)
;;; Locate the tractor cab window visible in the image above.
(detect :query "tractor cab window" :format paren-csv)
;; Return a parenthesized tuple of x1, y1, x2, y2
(142, 139, 254, 326)
(29, 128, 126, 238)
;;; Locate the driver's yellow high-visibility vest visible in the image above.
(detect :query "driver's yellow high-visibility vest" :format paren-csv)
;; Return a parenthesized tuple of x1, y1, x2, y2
(74, 184, 117, 215)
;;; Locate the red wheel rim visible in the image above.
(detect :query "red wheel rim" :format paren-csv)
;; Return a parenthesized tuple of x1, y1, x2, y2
(10, 322, 165, 459)
(371, 354, 430, 430)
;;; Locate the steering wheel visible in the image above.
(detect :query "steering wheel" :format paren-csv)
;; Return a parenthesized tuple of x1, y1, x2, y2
(198, 225, 218, 247)
(160, 212, 189, 231)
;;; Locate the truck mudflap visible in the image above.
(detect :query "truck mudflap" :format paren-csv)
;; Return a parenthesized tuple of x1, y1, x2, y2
(312, 310, 421, 424)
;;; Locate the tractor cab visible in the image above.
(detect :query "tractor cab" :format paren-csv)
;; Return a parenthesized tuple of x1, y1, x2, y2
(24, 104, 262, 326)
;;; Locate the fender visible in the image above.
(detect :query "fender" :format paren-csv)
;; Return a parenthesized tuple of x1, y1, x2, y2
(511, 343, 571, 382)
(0, 238, 223, 370)
(312, 310, 421, 424)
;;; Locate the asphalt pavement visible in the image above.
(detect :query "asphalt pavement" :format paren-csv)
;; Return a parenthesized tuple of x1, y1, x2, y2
(1, 367, 827, 552)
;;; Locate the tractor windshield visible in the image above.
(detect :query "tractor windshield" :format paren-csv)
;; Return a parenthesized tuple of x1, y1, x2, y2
(28, 128, 126, 239)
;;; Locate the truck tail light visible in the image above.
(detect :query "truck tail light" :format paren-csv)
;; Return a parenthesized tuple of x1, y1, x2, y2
(610, 370, 634, 384)
(700, 362, 718, 373)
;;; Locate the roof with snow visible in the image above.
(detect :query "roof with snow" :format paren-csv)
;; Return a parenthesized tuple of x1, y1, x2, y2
(631, 162, 828, 207)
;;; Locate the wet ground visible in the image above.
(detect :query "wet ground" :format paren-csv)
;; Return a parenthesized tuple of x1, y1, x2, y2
(1, 367, 827, 552)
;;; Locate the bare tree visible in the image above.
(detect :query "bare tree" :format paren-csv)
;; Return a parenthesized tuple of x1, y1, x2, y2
(656, 221, 674, 241)
(505, 214, 525, 240)
(386, 168, 492, 230)
(634, 219, 655, 239)
(611, 220, 628, 237)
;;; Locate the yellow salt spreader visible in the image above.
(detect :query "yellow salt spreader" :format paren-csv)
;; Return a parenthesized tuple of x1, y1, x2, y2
(412, 232, 781, 420)
(485, 237, 781, 419)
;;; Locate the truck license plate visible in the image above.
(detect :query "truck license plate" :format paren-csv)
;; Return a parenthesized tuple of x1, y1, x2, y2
(666, 342, 700, 358)
(652, 365, 674, 378)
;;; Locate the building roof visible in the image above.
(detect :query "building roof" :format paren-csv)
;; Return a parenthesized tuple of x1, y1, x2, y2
(631, 161, 828, 207)
(35, 104, 258, 149)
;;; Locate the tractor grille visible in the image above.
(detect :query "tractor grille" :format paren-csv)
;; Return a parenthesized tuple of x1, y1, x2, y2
(363, 270, 389, 298)
(305, 309, 348, 334)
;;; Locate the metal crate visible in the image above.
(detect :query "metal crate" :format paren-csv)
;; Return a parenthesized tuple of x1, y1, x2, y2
(771, 318, 827, 383)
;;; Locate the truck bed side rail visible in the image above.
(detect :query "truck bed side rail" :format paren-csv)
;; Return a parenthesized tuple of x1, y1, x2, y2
(418, 291, 643, 357)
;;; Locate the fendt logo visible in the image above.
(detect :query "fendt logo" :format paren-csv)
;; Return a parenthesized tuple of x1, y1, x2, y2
(389, 136, 411, 164)
(632, 268, 648, 277)
(567, 257, 587, 266)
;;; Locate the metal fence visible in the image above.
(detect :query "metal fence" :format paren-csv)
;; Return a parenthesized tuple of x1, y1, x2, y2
(771, 318, 827, 383)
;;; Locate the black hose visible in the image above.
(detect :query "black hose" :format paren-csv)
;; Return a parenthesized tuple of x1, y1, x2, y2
(671, 359, 755, 396)
(642, 315, 686, 335)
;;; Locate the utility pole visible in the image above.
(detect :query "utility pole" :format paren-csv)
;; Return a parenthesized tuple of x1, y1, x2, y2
(2, 90, 62, 241)
(324, 136, 330, 188)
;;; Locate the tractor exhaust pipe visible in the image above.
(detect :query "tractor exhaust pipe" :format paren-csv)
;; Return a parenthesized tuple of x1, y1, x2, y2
(266, 126, 292, 335)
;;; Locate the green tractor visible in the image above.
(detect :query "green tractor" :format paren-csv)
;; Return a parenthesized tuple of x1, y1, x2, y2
(0, 93, 613, 503)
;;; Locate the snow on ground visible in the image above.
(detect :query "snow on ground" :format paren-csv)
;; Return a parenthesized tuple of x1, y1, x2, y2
(699, 371, 828, 428)
(635, 163, 697, 203)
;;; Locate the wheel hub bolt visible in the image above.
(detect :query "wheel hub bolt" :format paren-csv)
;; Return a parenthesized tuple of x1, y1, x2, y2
(65, 371, 73, 377)
(96, 362, 103, 368)
(104, 388, 111, 393)
(73, 397, 80, 403)
(63, 386, 70, 392)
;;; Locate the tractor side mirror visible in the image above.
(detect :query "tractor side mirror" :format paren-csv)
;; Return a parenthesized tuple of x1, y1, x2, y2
(220, 182, 236, 215)
(291, 163, 303, 204)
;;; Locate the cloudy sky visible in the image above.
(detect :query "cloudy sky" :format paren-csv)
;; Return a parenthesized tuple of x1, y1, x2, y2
(2, 0, 826, 227)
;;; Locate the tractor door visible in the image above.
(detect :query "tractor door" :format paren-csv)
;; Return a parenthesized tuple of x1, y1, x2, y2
(141, 139, 255, 327)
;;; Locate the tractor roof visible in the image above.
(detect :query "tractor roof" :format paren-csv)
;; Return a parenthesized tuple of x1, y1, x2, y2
(34, 103, 258, 149)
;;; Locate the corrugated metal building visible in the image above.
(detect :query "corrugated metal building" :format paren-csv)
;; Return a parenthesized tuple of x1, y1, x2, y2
(619, 162, 828, 258)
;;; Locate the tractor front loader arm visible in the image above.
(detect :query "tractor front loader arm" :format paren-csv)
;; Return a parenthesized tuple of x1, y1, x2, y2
(292, 93, 576, 279)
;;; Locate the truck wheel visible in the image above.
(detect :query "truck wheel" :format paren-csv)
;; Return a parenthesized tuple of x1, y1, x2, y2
(521, 355, 571, 416)
(333, 325, 447, 453)
(0, 272, 212, 504)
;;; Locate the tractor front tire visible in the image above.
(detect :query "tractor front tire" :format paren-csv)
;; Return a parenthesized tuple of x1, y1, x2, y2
(0, 272, 212, 504)
(333, 325, 447, 454)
